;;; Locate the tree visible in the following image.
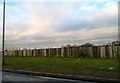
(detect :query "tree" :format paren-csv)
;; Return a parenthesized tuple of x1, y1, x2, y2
(64, 44, 71, 47)
(105, 40, 120, 46)
(81, 43, 94, 47)
(111, 40, 120, 46)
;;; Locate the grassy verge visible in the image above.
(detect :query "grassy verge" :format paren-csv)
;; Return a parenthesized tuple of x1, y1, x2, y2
(3, 56, 118, 79)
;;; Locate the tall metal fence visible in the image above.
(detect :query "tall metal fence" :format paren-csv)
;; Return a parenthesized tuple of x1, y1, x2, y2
(4, 45, 120, 58)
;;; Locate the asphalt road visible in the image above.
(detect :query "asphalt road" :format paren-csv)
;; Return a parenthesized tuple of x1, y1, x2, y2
(2, 71, 97, 83)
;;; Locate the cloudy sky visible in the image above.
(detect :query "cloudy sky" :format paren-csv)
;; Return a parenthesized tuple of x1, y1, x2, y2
(0, 0, 119, 49)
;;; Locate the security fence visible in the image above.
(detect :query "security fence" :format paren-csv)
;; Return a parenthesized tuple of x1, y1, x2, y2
(4, 45, 120, 58)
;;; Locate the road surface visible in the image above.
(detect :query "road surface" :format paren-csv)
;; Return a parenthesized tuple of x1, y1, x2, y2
(2, 71, 97, 83)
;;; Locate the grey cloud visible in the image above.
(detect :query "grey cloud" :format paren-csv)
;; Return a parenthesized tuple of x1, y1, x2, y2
(4, 34, 117, 49)
(55, 11, 117, 32)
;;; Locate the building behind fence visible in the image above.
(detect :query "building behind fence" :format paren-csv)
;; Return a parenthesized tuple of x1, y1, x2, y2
(4, 45, 120, 58)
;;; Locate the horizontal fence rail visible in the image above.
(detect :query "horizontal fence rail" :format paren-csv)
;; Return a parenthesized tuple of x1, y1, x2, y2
(4, 46, 120, 58)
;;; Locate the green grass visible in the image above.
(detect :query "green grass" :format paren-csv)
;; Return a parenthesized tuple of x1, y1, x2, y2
(3, 56, 118, 79)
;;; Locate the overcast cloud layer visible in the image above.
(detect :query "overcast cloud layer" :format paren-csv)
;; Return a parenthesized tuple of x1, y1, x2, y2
(0, 0, 119, 49)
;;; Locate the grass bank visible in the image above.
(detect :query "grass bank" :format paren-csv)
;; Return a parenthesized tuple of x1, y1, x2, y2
(3, 56, 118, 79)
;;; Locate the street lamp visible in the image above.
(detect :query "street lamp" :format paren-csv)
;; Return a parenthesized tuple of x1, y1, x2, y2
(2, 0, 5, 65)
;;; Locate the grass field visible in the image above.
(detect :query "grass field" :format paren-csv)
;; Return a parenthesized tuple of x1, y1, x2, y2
(3, 56, 118, 79)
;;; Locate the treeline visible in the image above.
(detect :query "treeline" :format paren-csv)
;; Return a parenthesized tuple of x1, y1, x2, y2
(62, 40, 120, 47)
